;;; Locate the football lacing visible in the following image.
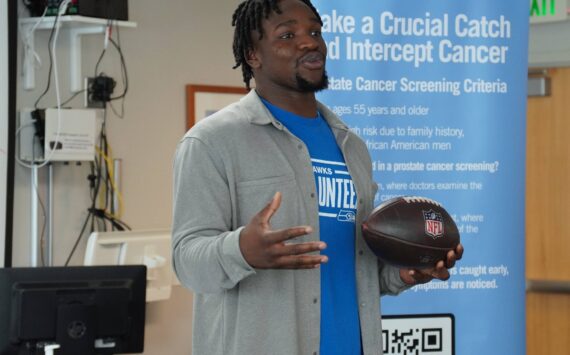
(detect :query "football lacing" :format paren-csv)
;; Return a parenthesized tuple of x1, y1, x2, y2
(403, 196, 442, 206)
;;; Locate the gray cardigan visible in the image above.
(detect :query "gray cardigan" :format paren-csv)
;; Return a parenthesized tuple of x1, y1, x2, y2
(172, 90, 408, 355)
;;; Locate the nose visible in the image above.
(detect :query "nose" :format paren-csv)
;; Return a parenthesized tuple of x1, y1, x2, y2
(298, 33, 321, 51)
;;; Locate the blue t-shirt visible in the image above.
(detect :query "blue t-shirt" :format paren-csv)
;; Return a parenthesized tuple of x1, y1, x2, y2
(262, 99, 361, 355)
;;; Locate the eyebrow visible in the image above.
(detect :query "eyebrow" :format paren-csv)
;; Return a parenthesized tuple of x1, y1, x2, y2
(273, 17, 321, 31)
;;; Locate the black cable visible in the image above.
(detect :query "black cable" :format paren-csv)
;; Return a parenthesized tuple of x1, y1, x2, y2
(94, 19, 112, 76)
(110, 23, 127, 118)
(88, 208, 130, 232)
(108, 100, 125, 118)
(98, 115, 131, 231)
(97, 213, 107, 232)
(64, 105, 134, 265)
(101, 131, 110, 211)
(92, 109, 107, 223)
(99, 122, 123, 231)
(93, 23, 127, 100)
(64, 158, 101, 266)
(64, 157, 99, 266)
(111, 216, 131, 231)
(100, 134, 114, 223)
(109, 159, 115, 220)
(103, 210, 131, 231)
(91, 157, 102, 233)
(114, 22, 127, 96)
(92, 23, 128, 117)
(90, 111, 109, 234)
(88, 160, 97, 201)
(94, 49, 107, 77)
(33, 4, 62, 109)
(59, 89, 86, 107)
(109, 37, 128, 100)
(63, 209, 91, 266)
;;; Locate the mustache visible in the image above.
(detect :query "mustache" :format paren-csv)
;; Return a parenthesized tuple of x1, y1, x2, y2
(298, 51, 326, 65)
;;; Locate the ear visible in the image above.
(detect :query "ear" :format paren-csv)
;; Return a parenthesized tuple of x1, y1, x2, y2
(245, 48, 261, 69)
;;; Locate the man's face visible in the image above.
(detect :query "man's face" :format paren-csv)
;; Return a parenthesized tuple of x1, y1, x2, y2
(248, 0, 328, 93)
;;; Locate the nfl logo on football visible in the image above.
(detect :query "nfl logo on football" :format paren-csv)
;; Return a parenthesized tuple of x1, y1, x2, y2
(423, 209, 444, 239)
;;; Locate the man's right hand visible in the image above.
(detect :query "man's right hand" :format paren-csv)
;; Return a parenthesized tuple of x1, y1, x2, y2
(239, 192, 328, 269)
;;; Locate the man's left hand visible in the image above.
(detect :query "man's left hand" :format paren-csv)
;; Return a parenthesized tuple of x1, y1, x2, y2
(399, 243, 464, 285)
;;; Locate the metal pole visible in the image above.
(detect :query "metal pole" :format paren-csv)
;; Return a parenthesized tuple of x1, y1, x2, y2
(30, 165, 39, 267)
(46, 163, 54, 266)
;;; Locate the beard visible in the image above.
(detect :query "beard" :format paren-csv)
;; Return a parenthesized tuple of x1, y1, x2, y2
(296, 70, 329, 93)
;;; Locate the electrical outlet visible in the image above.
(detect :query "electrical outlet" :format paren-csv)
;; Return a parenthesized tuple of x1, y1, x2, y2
(85, 77, 105, 109)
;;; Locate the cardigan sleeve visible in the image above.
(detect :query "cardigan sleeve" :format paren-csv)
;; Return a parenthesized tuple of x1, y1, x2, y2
(172, 137, 255, 294)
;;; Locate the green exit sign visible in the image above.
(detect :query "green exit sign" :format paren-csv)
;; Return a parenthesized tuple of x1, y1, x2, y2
(530, 0, 568, 23)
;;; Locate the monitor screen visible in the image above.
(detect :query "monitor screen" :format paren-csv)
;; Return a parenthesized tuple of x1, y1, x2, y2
(0, 265, 146, 355)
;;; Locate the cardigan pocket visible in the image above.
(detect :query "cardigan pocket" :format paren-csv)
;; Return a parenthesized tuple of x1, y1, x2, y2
(237, 174, 296, 188)
(236, 174, 301, 229)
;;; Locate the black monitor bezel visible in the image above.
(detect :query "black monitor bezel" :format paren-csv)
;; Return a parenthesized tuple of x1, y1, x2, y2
(0, 265, 146, 355)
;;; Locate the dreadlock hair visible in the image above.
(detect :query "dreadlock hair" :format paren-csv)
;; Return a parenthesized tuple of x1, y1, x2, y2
(231, 0, 323, 90)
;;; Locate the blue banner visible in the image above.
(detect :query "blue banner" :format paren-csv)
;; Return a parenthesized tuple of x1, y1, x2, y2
(314, 1, 528, 354)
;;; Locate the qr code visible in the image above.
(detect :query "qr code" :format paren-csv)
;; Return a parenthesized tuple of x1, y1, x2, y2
(381, 314, 454, 355)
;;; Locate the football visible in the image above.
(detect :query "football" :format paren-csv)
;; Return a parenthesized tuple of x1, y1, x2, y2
(361, 196, 460, 268)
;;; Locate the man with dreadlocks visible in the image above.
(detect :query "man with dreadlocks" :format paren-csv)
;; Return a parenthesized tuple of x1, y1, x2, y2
(172, 0, 462, 354)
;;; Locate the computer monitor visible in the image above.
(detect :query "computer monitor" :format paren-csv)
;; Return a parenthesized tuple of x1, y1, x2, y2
(84, 230, 173, 302)
(0, 265, 146, 355)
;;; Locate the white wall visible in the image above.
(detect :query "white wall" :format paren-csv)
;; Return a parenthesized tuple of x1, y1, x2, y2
(14, 0, 242, 353)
